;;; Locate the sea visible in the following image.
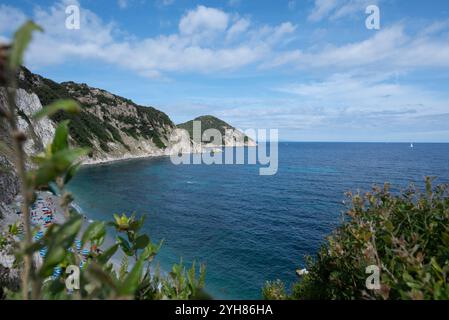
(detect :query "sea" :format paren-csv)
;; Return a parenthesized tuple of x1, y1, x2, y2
(67, 142, 449, 299)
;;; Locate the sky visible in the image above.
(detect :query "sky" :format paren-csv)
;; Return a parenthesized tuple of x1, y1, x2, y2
(0, 0, 449, 142)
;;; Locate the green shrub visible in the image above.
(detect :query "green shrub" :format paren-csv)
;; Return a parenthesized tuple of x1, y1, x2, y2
(1, 20, 206, 301)
(152, 136, 166, 149)
(272, 178, 449, 300)
(262, 279, 288, 300)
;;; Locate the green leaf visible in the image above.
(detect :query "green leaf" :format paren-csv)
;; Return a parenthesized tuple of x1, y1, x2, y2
(9, 21, 43, 70)
(30, 148, 89, 187)
(129, 215, 145, 232)
(442, 232, 449, 247)
(64, 162, 81, 184)
(431, 257, 444, 280)
(82, 221, 106, 246)
(133, 234, 150, 250)
(119, 256, 129, 281)
(97, 243, 119, 265)
(39, 246, 65, 277)
(52, 148, 90, 169)
(119, 255, 145, 296)
(33, 99, 81, 120)
(23, 239, 46, 256)
(51, 215, 83, 249)
(141, 240, 163, 261)
(51, 120, 70, 153)
(117, 236, 133, 256)
(198, 263, 206, 288)
(188, 260, 196, 287)
(86, 263, 118, 292)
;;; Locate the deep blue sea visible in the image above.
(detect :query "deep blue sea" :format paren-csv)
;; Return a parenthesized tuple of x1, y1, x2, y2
(68, 143, 449, 299)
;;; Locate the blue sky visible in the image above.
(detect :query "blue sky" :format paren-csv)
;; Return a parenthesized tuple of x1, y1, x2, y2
(1, 0, 449, 142)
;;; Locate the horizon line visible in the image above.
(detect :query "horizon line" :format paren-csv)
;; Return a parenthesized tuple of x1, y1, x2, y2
(256, 141, 449, 144)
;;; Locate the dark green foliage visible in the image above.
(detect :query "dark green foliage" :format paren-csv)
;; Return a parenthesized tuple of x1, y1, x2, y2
(16, 67, 172, 152)
(152, 136, 166, 149)
(113, 114, 135, 126)
(112, 107, 170, 148)
(177, 115, 251, 145)
(50, 110, 103, 150)
(122, 126, 139, 140)
(95, 94, 116, 106)
(19, 73, 121, 152)
(25, 77, 71, 107)
(269, 178, 449, 300)
(106, 124, 130, 151)
(61, 82, 91, 96)
(177, 115, 232, 144)
(136, 105, 172, 128)
(262, 279, 288, 300)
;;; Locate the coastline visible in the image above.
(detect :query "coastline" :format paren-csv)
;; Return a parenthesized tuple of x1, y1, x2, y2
(0, 191, 124, 278)
(1, 144, 255, 297)
(81, 144, 255, 167)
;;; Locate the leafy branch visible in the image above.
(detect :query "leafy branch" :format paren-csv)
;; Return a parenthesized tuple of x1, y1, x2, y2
(1, 21, 206, 300)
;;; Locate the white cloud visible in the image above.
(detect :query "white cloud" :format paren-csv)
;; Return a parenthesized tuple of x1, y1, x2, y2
(205, 72, 449, 137)
(332, 0, 378, 20)
(308, 0, 340, 22)
(2, 1, 449, 86)
(265, 24, 449, 71)
(228, 0, 241, 8)
(309, 0, 379, 22)
(0, 4, 27, 35)
(276, 72, 449, 118)
(155, 0, 174, 7)
(179, 6, 229, 35)
(226, 17, 250, 41)
(0, 2, 296, 78)
(117, 0, 128, 9)
(305, 25, 406, 68)
(288, 1, 296, 11)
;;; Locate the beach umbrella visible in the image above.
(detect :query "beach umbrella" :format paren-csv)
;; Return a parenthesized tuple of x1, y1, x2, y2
(75, 239, 82, 253)
(34, 231, 44, 241)
(39, 247, 48, 258)
(82, 248, 90, 261)
(52, 266, 62, 280)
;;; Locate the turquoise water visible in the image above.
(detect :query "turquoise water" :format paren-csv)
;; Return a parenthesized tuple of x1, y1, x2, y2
(68, 143, 449, 299)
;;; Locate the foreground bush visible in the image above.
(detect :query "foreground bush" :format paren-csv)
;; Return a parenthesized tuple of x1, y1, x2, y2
(265, 179, 449, 300)
(0, 21, 205, 300)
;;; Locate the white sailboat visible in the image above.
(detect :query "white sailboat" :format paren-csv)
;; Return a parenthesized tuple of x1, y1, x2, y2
(410, 143, 414, 148)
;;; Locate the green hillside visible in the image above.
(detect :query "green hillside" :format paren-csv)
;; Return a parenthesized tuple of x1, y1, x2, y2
(177, 115, 250, 145)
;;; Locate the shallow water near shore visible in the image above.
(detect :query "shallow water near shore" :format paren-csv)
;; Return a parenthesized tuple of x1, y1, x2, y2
(67, 142, 449, 299)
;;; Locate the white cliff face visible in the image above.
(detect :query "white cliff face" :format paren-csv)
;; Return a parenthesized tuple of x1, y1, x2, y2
(82, 139, 168, 165)
(1, 89, 51, 215)
(83, 128, 205, 165)
(222, 129, 257, 147)
(15, 89, 55, 155)
(167, 128, 203, 155)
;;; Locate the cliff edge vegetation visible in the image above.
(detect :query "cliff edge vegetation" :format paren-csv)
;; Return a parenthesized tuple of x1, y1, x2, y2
(178, 115, 256, 147)
(264, 178, 449, 300)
